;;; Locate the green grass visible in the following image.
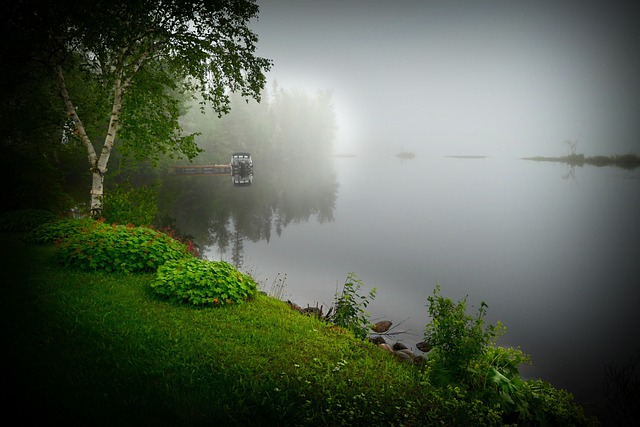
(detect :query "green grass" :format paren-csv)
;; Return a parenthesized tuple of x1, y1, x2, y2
(2, 233, 430, 426)
(2, 231, 596, 426)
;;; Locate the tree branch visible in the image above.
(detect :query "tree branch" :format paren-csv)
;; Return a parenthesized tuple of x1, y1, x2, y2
(123, 50, 150, 90)
(53, 64, 98, 166)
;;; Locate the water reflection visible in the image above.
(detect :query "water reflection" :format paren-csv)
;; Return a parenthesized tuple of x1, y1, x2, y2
(160, 155, 338, 269)
(160, 151, 639, 422)
(562, 164, 576, 182)
(232, 173, 253, 187)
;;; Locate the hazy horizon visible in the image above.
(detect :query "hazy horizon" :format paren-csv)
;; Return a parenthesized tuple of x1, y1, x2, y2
(252, 1, 640, 158)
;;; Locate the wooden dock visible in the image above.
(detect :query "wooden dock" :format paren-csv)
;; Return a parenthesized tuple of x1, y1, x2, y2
(174, 164, 232, 175)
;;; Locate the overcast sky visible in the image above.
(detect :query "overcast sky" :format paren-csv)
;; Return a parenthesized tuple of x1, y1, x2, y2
(251, 1, 640, 157)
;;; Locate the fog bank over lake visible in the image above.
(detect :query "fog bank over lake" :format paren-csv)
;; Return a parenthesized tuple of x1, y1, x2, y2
(195, 154, 639, 415)
(253, 0, 640, 158)
(171, 0, 640, 419)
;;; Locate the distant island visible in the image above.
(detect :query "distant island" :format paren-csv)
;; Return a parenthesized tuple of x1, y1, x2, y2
(522, 153, 640, 170)
(445, 155, 487, 159)
(395, 150, 415, 159)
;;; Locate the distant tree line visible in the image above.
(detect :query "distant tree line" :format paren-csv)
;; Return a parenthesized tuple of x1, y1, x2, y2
(179, 81, 337, 166)
(160, 84, 339, 266)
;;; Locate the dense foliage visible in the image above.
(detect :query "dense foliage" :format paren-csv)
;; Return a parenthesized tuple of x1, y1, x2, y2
(423, 286, 594, 425)
(152, 258, 257, 306)
(27, 217, 106, 245)
(3, 0, 272, 217)
(424, 286, 512, 385)
(103, 180, 158, 226)
(54, 223, 191, 273)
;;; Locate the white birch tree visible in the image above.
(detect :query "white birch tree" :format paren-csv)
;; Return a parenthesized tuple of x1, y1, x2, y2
(19, 0, 271, 217)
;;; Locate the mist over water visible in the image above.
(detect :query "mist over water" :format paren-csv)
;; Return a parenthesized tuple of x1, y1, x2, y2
(166, 0, 640, 420)
(252, 0, 640, 158)
(186, 152, 640, 416)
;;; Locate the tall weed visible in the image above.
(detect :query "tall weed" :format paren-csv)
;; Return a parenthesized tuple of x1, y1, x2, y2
(326, 273, 376, 339)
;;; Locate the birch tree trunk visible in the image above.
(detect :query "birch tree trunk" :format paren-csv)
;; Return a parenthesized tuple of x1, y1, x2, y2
(55, 65, 102, 216)
(55, 65, 96, 163)
(91, 76, 124, 218)
(55, 65, 122, 217)
(54, 58, 136, 218)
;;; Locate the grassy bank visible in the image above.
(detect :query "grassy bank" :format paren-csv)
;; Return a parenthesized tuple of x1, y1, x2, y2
(1, 227, 596, 426)
(1, 233, 430, 425)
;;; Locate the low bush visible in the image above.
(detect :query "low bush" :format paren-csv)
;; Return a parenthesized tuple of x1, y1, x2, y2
(151, 257, 258, 306)
(26, 217, 107, 245)
(152, 225, 199, 258)
(423, 286, 595, 425)
(55, 224, 191, 273)
(424, 285, 504, 386)
(0, 209, 58, 232)
(521, 379, 595, 426)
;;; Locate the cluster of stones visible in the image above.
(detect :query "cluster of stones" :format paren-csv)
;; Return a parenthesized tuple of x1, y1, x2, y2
(369, 320, 432, 366)
(286, 300, 324, 317)
(286, 301, 433, 366)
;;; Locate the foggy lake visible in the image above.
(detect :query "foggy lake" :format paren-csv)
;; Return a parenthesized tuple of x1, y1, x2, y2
(167, 152, 639, 415)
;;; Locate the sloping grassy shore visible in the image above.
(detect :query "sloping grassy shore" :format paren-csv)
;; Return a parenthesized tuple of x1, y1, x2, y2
(1, 230, 596, 426)
(1, 233, 432, 425)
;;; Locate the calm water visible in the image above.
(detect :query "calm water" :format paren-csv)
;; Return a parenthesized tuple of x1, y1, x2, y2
(176, 153, 639, 415)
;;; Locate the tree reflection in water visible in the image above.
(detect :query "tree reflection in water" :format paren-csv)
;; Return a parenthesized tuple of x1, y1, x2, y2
(158, 87, 339, 269)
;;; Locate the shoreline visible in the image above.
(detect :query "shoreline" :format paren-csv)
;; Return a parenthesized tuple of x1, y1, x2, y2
(521, 153, 640, 170)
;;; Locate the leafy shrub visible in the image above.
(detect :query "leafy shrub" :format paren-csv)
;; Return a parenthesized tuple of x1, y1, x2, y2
(424, 285, 502, 385)
(423, 286, 594, 425)
(26, 217, 107, 245)
(0, 209, 58, 232)
(151, 258, 258, 306)
(420, 384, 505, 427)
(55, 224, 191, 273)
(468, 346, 532, 418)
(153, 225, 199, 258)
(326, 273, 376, 339)
(521, 380, 595, 426)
